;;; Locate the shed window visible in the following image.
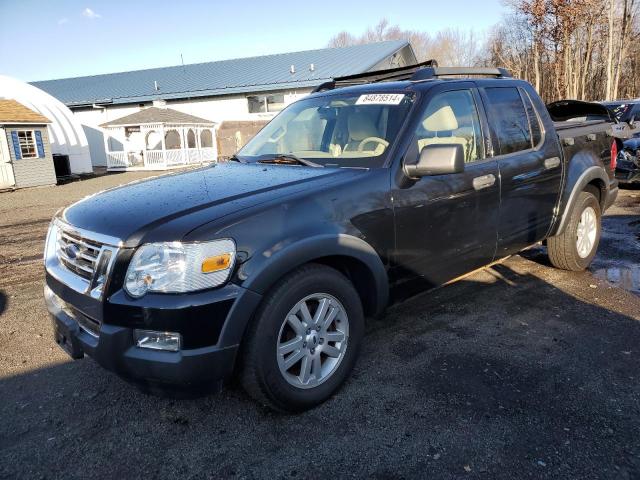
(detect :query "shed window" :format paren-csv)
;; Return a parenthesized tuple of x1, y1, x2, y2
(17, 130, 37, 159)
(248, 94, 285, 113)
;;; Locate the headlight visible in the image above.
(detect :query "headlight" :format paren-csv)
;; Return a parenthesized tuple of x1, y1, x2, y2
(124, 239, 236, 298)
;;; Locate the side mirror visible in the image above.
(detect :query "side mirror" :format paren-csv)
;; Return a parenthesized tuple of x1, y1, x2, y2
(404, 144, 465, 178)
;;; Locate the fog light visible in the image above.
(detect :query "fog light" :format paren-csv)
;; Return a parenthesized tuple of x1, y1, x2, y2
(134, 330, 181, 352)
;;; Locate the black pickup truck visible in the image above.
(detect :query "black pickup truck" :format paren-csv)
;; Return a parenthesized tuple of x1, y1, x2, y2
(44, 64, 619, 412)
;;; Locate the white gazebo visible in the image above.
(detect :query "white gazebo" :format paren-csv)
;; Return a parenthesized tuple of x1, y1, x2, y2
(101, 106, 217, 171)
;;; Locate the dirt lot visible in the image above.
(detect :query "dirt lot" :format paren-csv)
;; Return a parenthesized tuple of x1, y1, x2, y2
(0, 173, 639, 479)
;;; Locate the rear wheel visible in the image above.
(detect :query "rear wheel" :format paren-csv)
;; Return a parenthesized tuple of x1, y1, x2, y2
(547, 189, 601, 271)
(240, 264, 364, 412)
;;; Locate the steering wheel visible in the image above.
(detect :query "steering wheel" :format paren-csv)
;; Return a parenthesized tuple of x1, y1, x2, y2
(357, 136, 389, 152)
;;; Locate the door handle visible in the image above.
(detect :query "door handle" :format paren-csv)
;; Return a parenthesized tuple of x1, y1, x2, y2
(473, 174, 496, 191)
(544, 157, 561, 169)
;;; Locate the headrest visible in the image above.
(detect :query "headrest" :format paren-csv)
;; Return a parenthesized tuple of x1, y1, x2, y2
(348, 112, 378, 141)
(422, 106, 459, 132)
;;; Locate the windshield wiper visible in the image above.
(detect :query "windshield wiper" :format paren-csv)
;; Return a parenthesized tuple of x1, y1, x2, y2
(227, 154, 245, 163)
(258, 154, 322, 168)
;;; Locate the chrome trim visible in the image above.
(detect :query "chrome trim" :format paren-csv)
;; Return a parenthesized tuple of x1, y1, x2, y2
(79, 324, 99, 339)
(55, 218, 123, 247)
(544, 157, 561, 170)
(45, 219, 121, 300)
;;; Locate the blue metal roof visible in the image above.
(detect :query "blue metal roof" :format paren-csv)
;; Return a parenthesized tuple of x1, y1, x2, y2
(31, 41, 410, 107)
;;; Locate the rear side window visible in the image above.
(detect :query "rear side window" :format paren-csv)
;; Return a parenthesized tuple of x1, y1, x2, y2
(522, 89, 543, 147)
(485, 87, 531, 155)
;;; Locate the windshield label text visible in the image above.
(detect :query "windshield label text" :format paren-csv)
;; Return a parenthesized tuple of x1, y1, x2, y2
(356, 94, 405, 105)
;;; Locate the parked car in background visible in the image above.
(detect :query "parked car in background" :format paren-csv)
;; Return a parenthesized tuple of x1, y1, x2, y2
(602, 100, 640, 186)
(45, 64, 619, 412)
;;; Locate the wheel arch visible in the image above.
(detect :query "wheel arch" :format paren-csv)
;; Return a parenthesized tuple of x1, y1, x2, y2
(240, 234, 389, 319)
(552, 165, 609, 236)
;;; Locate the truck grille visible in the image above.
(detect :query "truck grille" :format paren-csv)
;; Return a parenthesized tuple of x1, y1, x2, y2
(56, 229, 103, 281)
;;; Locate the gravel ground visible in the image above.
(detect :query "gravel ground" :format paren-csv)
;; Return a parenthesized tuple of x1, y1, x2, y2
(0, 173, 639, 479)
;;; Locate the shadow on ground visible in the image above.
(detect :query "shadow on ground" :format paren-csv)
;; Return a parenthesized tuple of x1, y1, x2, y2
(1, 263, 639, 479)
(521, 214, 640, 295)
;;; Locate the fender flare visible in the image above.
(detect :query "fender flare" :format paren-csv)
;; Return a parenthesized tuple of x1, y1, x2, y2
(241, 233, 389, 317)
(554, 166, 609, 235)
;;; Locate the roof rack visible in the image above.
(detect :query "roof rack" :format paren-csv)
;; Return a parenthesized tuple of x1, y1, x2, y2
(312, 63, 512, 93)
(312, 59, 439, 93)
(412, 67, 512, 81)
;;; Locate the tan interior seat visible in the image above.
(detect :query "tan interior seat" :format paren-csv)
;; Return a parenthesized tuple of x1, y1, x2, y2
(343, 112, 381, 152)
(417, 105, 475, 160)
(284, 121, 311, 152)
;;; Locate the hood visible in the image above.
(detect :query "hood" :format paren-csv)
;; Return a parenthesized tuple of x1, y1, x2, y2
(61, 163, 351, 246)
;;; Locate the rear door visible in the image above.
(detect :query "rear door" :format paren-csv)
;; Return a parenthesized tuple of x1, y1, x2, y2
(392, 85, 500, 287)
(479, 85, 563, 257)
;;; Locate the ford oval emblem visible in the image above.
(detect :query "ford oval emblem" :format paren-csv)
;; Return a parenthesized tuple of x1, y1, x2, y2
(65, 244, 80, 260)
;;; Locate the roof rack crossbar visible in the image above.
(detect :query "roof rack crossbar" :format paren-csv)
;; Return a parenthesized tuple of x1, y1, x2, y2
(312, 59, 439, 93)
(411, 67, 512, 81)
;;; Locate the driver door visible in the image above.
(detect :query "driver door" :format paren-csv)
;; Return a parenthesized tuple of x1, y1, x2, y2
(392, 87, 500, 286)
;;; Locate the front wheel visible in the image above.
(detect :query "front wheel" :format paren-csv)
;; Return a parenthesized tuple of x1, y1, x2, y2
(240, 264, 364, 412)
(547, 190, 602, 271)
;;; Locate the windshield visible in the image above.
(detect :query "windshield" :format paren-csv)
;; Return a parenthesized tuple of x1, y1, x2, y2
(237, 92, 414, 167)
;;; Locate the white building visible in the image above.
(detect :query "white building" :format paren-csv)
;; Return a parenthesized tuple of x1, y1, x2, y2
(0, 75, 93, 175)
(32, 41, 416, 167)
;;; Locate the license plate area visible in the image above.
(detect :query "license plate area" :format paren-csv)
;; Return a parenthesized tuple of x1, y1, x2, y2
(53, 317, 85, 359)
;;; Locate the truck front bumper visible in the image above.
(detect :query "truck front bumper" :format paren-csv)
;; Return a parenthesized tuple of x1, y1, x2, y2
(45, 280, 261, 390)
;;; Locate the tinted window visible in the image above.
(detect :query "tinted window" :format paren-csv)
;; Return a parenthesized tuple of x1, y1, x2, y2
(485, 87, 531, 155)
(414, 89, 484, 163)
(522, 89, 542, 147)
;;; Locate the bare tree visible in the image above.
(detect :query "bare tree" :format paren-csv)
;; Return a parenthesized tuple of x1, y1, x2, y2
(329, 6, 640, 103)
(327, 19, 482, 65)
(485, 0, 640, 102)
(327, 31, 358, 48)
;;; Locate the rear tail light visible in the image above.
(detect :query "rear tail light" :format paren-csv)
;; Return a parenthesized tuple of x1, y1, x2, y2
(611, 140, 618, 170)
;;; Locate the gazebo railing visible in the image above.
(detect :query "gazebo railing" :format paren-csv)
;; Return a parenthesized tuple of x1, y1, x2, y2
(144, 150, 166, 168)
(106, 152, 131, 168)
(104, 123, 217, 170)
(105, 148, 218, 169)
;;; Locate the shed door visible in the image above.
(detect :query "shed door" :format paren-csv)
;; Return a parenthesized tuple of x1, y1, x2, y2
(0, 129, 15, 189)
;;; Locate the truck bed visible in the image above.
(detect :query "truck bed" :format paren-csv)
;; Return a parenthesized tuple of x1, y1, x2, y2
(553, 119, 611, 139)
(548, 100, 613, 140)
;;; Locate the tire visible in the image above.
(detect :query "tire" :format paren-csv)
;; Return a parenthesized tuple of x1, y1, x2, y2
(547, 189, 601, 271)
(239, 263, 364, 412)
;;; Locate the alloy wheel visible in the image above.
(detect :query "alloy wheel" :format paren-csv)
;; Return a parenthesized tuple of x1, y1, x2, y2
(276, 293, 349, 389)
(576, 206, 597, 258)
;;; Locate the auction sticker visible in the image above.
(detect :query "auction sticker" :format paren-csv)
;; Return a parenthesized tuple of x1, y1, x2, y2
(356, 94, 405, 105)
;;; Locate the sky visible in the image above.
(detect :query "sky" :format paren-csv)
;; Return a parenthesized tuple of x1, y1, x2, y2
(0, 0, 505, 82)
